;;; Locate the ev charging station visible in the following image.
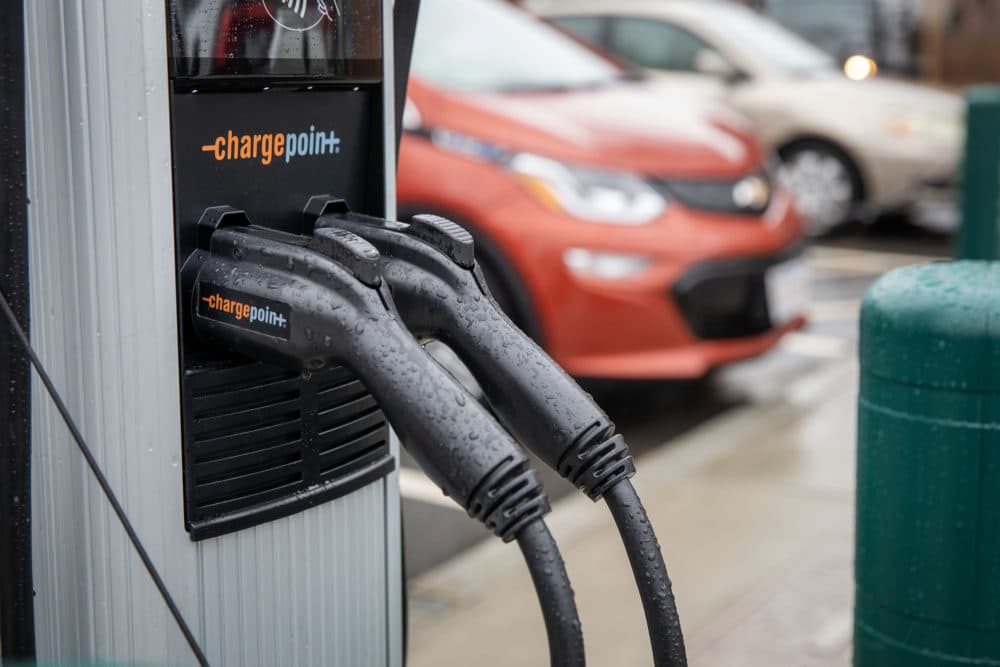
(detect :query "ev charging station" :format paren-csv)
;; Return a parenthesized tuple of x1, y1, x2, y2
(3, 2, 688, 666)
(12, 1, 407, 664)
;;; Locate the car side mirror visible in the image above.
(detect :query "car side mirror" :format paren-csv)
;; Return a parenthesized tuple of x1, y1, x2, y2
(695, 50, 744, 84)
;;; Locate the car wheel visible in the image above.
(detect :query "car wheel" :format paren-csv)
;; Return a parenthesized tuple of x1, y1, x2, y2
(780, 141, 862, 236)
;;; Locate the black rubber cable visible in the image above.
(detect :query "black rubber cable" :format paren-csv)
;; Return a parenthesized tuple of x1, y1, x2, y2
(0, 290, 211, 667)
(516, 519, 585, 667)
(605, 480, 686, 667)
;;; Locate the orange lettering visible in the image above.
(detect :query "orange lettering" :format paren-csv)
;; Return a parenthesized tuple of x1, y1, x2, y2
(201, 138, 225, 161)
(226, 130, 238, 160)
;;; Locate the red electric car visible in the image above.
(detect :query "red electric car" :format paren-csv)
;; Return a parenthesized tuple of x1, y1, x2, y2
(397, 0, 807, 379)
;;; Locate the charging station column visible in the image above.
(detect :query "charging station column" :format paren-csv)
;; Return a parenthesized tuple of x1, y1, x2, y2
(23, 1, 402, 664)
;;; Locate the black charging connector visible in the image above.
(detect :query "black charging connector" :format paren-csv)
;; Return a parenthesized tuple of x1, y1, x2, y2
(312, 200, 687, 667)
(305, 200, 631, 493)
(182, 210, 584, 667)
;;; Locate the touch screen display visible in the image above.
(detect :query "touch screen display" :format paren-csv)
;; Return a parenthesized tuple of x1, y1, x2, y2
(168, 0, 382, 79)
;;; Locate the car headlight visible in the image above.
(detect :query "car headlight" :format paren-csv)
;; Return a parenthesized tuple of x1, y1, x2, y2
(508, 153, 666, 225)
(844, 55, 878, 81)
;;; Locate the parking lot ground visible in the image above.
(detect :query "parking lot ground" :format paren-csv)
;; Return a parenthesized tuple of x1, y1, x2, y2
(402, 235, 946, 665)
(406, 357, 858, 666)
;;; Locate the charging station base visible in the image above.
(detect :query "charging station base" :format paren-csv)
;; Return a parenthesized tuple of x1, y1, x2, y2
(22, 1, 403, 664)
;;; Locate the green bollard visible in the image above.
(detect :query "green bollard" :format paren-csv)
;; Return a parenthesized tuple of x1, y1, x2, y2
(956, 87, 1000, 261)
(855, 261, 1000, 666)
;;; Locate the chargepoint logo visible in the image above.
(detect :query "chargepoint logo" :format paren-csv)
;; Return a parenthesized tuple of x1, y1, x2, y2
(199, 285, 291, 340)
(262, 0, 340, 32)
(201, 125, 342, 166)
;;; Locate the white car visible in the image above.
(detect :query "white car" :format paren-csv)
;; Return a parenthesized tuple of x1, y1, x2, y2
(531, 0, 963, 234)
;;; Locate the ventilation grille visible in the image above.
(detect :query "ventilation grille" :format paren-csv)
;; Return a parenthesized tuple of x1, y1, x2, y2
(182, 362, 393, 539)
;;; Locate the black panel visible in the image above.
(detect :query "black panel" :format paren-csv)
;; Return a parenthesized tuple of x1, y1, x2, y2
(169, 87, 384, 263)
(168, 21, 392, 538)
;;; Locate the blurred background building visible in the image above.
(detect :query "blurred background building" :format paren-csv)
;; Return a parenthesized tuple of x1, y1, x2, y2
(924, 0, 1000, 84)
(738, 0, 1000, 84)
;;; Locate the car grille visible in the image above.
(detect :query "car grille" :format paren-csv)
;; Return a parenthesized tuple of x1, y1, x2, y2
(672, 245, 803, 340)
(651, 171, 772, 216)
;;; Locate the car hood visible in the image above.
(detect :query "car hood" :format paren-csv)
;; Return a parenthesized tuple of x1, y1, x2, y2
(795, 72, 962, 118)
(409, 78, 765, 178)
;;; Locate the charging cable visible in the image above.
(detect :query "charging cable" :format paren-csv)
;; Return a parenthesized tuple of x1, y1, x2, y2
(315, 204, 687, 667)
(183, 211, 585, 667)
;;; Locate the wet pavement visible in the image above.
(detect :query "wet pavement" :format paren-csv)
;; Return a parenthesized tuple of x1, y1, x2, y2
(406, 359, 858, 666)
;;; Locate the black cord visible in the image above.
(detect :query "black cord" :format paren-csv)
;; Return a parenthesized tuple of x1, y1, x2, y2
(516, 519, 586, 667)
(0, 290, 211, 667)
(604, 480, 686, 667)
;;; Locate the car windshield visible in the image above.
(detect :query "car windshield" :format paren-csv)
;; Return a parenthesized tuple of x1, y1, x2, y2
(762, 0, 875, 47)
(704, 5, 836, 75)
(410, 0, 623, 93)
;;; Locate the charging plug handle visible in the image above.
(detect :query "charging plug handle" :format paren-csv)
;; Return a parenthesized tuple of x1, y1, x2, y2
(316, 212, 636, 499)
